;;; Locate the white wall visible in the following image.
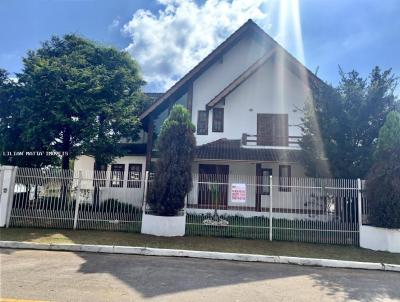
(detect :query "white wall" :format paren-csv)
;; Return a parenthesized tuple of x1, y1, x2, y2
(187, 161, 330, 222)
(360, 225, 400, 253)
(192, 36, 268, 115)
(74, 155, 146, 206)
(192, 36, 311, 146)
(0, 166, 17, 227)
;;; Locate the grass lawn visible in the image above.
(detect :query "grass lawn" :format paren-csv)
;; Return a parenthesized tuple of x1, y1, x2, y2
(1, 227, 399, 265)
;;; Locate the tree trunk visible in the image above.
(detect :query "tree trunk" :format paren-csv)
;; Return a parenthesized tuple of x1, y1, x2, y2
(93, 115, 106, 208)
(60, 127, 71, 203)
(93, 160, 102, 208)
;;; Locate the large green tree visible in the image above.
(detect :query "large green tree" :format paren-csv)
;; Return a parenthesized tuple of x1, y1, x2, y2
(0, 69, 57, 167)
(366, 111, 400, 228)
(0, 34, 146, 169)
(300, 67, 398, 178)
(148, 105, 196, 216)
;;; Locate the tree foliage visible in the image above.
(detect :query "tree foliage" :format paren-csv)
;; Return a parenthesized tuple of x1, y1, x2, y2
(0, 69, 58, 167)
(366, 111, 400, 228)
(0, 34, 146, 168)
(148, 105, 196, 216)
(300, 67, 399, 178)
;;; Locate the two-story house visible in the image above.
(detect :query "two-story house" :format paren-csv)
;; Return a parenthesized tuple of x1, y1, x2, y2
(74, 19, 324, 212)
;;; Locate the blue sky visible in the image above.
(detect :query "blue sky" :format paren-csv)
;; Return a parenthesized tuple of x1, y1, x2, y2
(1, 0, 399, 93)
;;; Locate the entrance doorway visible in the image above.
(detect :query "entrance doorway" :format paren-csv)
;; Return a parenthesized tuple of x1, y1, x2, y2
(198, 164, 229, 207)
(256, 164, 272, 211)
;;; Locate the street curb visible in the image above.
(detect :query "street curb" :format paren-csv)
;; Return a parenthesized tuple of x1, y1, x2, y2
(1, 241, 399, 272)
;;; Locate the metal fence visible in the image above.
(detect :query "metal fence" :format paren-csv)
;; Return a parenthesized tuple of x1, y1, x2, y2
(5, 166, 369, 246)
(186, 174, 364, 245)
(9, 167, 144, 232)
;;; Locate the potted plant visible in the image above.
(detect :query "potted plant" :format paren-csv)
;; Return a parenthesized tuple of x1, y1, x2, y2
(361, 111, 400, 253)
(141, 104, 196, 236)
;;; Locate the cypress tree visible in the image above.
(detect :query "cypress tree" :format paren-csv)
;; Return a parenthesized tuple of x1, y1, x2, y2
(366, 111, 400, 228)
(148, 105, 196, 216)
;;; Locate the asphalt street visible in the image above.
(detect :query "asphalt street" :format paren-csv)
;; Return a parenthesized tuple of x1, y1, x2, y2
(1, 248, 399, 302)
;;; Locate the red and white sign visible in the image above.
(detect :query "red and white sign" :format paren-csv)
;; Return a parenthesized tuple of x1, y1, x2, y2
(231, 183, 246, 203)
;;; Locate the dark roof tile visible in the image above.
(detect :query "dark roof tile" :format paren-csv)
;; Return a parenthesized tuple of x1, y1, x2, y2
(195, 139, 301, 162)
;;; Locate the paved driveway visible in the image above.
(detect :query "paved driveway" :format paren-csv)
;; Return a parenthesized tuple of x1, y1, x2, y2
(1, 248, 399, 302)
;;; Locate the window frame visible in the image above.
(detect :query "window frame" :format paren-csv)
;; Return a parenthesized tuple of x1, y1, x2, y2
(279, 165, 291, 192)
(261, 168, 273, 195)
(212, 107, 224, 132)
(110, 164, 125, 188)
(257, 113, 288, 146)
(127, 164, 142, 188)
(197, 110, 209, 135)
(93, 163, 107, 187)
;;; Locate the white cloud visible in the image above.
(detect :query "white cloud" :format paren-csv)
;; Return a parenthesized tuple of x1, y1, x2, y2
(108, 18, 120, 31)
(123, 0, 270, 91)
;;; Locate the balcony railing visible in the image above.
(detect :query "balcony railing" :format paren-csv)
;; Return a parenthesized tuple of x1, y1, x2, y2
(241, 133, 301, 149)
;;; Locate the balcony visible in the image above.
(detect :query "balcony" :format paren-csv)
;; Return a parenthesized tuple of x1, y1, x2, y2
(241, 133, 301, 150)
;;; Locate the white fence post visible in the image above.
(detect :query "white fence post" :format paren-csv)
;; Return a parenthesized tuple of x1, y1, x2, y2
(142, 171, 149, 212)
(0, 166, 17, 228)
(357, 178, 362, 229)
(269, 175, 273, 241)
(73, 170, 82, 230)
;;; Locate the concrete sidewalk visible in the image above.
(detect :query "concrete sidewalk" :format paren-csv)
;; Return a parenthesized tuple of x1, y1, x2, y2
(1, 240, 399, 272)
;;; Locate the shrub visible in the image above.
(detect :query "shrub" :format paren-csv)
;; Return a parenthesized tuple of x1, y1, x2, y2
(367, 111, 400, 228)
(148, 105, 196, 216)
(77, 198, 140, 213)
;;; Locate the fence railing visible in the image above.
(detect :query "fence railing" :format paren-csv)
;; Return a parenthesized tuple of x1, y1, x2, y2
(9, 167, 143, 232)
(241, 133, 301, 148)
(186, 173, 364, 245)
(3, 166, 369, 245)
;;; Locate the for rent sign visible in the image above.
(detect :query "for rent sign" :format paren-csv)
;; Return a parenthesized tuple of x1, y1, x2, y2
(231, 183, 246, 203)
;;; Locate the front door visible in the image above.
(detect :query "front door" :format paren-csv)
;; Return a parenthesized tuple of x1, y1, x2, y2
(198, 164, 229, 208)
(255, 164, 272, 211)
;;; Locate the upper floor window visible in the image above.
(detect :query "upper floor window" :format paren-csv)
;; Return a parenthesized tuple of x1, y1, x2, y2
(212, 108, 224, 132)
(197, 110, 208, 135)
(127, 164, 142, 188)
(257, 114, 288, 146)
(110, 164, 125, 188)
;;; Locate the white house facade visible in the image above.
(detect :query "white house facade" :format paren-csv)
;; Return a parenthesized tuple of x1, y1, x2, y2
(74, 19, 324, 213)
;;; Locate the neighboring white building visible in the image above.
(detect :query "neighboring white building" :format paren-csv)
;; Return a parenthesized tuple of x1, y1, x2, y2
(75, 19, 325, 211)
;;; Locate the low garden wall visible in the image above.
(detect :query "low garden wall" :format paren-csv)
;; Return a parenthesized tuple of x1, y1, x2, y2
(141, 212, 186, 237)
(360, 225, 400, 253)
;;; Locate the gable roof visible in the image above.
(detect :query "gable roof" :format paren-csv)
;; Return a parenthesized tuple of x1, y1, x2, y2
(140, 19, 325, 121)
(206, 48, 276, 108)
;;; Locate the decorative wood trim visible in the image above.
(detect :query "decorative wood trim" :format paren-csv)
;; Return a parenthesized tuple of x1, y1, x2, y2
(140, 20, 327, 121)
(145, 118, 154, 171)
(187, 81, 193, 118)
(206, 49, 276, 109)
(139, 20, 256, 121)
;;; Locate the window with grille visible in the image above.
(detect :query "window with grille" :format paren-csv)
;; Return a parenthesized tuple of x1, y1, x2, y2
(212, 108, 224, 132)
(93, 163, 107, 187)
(127, 164, 142, 188)
(110, 164, 125, 187)
(197, 110, 208, 135)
